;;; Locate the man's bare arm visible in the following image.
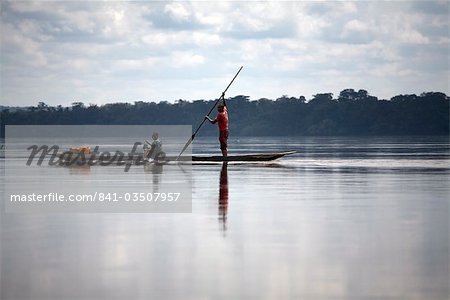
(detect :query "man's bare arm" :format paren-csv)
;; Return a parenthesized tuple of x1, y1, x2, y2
(222, 93, 227, 107)
(205, 116, 217, 124)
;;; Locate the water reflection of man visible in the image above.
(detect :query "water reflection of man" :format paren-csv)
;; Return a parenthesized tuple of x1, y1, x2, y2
(144, 159, 163, 193)
(218, 162, 229, 231)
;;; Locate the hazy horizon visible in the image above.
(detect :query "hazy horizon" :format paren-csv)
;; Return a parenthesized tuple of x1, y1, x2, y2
(1, 90, 449, 109)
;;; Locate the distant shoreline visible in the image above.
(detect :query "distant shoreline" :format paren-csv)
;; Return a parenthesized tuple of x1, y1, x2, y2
(1, 91, 449, 138)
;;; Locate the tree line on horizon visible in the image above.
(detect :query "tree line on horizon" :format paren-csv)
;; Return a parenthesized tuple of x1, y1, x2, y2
(1, 89, 449, 137)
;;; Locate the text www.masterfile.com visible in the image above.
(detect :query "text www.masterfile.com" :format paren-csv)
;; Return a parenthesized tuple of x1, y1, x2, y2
(10, 192, 181, 202)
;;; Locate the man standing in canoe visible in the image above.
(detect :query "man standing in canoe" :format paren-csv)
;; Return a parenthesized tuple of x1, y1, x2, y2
(205, 93, 229, 157)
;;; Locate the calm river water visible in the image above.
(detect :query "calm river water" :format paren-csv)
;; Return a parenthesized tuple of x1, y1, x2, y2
(1, 136, 449, 300)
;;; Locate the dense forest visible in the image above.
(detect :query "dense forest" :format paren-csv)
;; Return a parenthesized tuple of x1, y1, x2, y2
(1, 89, 449, 137)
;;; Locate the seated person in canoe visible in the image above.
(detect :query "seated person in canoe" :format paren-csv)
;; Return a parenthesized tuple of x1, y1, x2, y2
(144, 132, 165, 161)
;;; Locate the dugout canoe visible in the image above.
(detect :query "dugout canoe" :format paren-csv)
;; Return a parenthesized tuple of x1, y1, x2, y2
(189, 151, 296, 162)
(55, 150, 296, 164)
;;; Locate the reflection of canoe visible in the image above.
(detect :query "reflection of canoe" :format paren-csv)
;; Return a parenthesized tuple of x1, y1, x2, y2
(190, 151, 296, 162)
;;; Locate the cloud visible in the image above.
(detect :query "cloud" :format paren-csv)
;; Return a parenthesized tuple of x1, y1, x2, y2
(164, 2, 191, 22)
(224, 20, 297, 40)
(0, 1, 448, 106)
(143, 2, 207, 31)
(321, 19, 375, 45)
(410, 1, 449, 15)
(171, 51, 205, 67)
(306, 2, 357, 16)
(219, 2, 298, 39)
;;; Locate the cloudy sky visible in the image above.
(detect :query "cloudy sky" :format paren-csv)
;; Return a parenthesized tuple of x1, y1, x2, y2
(1, 1, 449, 106)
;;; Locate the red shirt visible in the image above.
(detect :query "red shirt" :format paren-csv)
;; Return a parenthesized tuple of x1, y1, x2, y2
(214, 107, 228, 131)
